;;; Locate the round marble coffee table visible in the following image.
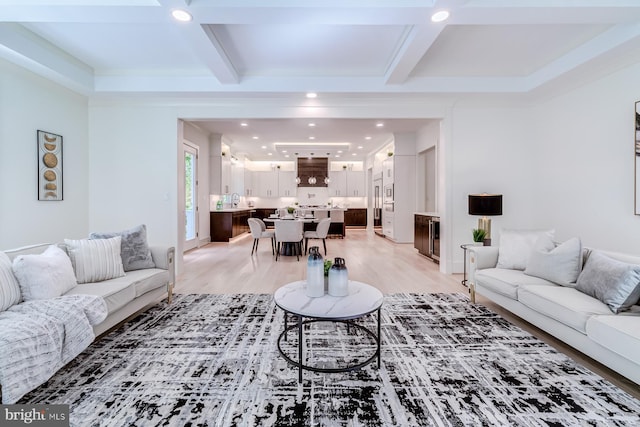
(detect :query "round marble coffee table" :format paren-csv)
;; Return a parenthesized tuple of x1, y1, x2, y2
(274, 280, 383, 383)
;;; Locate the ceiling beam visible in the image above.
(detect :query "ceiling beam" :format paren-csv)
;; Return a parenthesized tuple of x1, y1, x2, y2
(525, 22, 640, 90)
(0, 23, 93, 94)
(384, 24, 445, 85)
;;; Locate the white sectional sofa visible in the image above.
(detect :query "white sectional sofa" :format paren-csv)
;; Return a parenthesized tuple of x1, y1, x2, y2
(468, 237, 640, 386)
(0, 225, 175, 403)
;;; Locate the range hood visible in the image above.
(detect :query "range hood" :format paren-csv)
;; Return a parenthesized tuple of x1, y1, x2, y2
(297, 158, 328, 187)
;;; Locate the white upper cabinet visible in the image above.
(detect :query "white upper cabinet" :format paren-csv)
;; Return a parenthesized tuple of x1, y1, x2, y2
(328, 170, 347, 196)
(256, 171, 278, 197)
(244, 169, 255, 197)
(346, 170, 365, 197)
(278, 171, 297, 197)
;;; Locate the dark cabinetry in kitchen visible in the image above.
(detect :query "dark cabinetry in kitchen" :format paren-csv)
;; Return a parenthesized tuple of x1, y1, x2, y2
(210, 210, 253, 242)
(414, 214, 439, 263)
(344, 208, 367, 227)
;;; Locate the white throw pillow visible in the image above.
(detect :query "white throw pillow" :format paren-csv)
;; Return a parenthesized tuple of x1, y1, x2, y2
(0, 252, 21, 311)
(12, 245, 77, 300)
(65, 236, 125, 284)
(496, 229, 555, 270)
(524, 236, 583, 286)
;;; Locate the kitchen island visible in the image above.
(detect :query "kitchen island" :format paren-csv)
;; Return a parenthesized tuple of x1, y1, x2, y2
(210, 208, 255, 242)
(298, 207, 347, 238)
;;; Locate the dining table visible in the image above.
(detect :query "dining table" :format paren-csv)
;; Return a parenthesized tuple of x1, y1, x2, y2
(263, 216, 318, 256)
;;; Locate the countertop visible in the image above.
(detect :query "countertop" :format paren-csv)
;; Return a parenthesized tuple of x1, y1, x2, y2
(210, 208, 256, 213)
(414, 212, 440, 217)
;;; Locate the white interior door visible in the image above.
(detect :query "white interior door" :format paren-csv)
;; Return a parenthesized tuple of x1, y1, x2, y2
(184, 143, 199, 251)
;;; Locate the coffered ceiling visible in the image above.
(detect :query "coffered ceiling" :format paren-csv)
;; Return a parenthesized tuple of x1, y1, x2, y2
(3, 0, 640, 160)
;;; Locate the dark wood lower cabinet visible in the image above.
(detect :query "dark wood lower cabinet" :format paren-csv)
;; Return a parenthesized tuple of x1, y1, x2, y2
(344, 208, 367, 227)
(414, 214, 439, 263)
(210, 210, 252, 242)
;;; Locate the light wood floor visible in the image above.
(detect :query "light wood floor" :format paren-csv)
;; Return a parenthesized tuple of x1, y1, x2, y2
(177, 229, 639, 399)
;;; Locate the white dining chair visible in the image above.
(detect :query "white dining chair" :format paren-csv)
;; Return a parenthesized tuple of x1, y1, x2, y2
(304, 217, 332, 255)
(275, 220, 304, 261)
(248, 218, 275, 256)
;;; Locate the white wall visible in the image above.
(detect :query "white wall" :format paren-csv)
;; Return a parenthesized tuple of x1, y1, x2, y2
(446, 106, 537, 273)
(87, 105, 178, 258)
(530, 62, 640, 253)
(0, 59, 89, 249)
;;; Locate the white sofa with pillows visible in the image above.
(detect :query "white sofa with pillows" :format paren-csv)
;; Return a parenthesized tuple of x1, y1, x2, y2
(468, 229, 640, 385)
(0, 224, 175, 403)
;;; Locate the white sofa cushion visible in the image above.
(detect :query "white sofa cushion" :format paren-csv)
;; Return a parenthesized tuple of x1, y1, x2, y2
(11, 245, 77, 301)
(64, 268, 168, 316)
(496, 229, 555, 270)
(518, 285, 612, 334)
(475, 268, 556, 300)
(586, 311, 640, 365)
(65, 237, 125, 284)
(524, 237, 582, 286)
(0, 252, 21, 311)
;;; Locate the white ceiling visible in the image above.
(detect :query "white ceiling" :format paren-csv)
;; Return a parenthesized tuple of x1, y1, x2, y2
(3, 0, 640, 160)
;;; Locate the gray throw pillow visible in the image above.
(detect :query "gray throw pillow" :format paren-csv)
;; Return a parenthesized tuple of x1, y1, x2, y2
(524, 236, 582, 286)
(89, 224, 155, 272)
(575, 251, 640, 313)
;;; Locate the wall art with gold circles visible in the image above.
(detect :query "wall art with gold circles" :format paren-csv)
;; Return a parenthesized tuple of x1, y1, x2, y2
(37, 130, 63, 201)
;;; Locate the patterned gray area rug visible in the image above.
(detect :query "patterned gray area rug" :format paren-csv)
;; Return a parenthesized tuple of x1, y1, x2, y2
(21, 293, 640, 426)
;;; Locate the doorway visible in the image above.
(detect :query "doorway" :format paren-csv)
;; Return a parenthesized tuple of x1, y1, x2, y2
(183, 142, 199, 251)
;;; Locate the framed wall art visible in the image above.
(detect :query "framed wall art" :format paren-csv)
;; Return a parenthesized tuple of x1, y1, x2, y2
(37, 130, 63, 201)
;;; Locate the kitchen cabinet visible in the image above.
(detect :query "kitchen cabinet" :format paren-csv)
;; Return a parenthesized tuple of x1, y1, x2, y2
(344, 208, 367, 227)
(380, 155, 415, 243)
(278, 171, 297, 197)
(346, 170, 365, 196)
(414, 214, 439, 263)
(210, 210, 252, 242)
(244, 169, 255, 197)
(328, 170, 364, 197)
(221, 156, 232, 194)
(328, 170, 347, 196)
(382, 210, 394, 239)
(231, 163, 244, 195)
(383, 157, 394, 186)
(256, 171, 278, 197)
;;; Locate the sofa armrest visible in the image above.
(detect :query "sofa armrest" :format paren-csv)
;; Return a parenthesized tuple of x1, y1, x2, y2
(149, 246, 175, 303)
(467, 246, 499, 282)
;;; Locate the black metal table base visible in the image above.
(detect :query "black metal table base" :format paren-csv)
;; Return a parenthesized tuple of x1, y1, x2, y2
(277, 308, 381, 383)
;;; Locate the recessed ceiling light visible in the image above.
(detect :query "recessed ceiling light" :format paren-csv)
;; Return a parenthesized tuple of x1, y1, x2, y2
(365, 136, 372, 140)
(284, 154, 290, 158)
(306, 92, 317, 98)
(282, 150, 287, 153)
(268, 153, 273, 156)
(376, 123, 384, 128)
(253, 136, 259, 140)
(240, 122, 248, 127)
(261, 145, 267, 149)
(358, 146, 363, 149)
(431, 10, 450, 23)
(335, 155, 340, 158)
(308, 123, 316, 127)
(171, 9, 192, 22)
(337, 150, 343, 153)
(309, 136, 315, 140)
(352, 153, 357, 156)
